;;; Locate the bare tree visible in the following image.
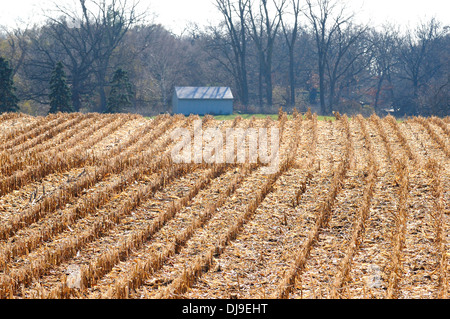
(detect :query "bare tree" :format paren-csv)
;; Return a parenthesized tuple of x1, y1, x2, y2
(248, 0, 286, 107)
(0, 27, 30, 77)
(276, 0, 300, 106)
(368, 25, 400, 112)
(215, 0, 250, 107)
(325, 22, 371, 112)
(397, 18, 445, 115)
(41, 0, 145, 112)
(80, 0, 144, 112)
(146, 27, 187, 108)
(304, 0, 355, 115)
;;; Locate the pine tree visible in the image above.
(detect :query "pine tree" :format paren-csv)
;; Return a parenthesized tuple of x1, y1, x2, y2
(106, 68, 134, 113)
(0, 57, 19, 113)
(48, 62, 74, 114)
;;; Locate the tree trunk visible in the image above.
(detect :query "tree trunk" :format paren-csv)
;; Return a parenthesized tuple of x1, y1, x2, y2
(266, 50, 274, 106)
(328, 79, 336, 115)
(318, 61, 327, 115)
(289, 48, 296, 106)
(258, 54, 264, 109)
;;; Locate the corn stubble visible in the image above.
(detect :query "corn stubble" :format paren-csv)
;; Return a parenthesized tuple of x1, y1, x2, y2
(0, 112, 447, 299)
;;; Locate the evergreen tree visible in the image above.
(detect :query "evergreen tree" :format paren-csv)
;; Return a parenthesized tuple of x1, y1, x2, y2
(0, 57, 19, 113)
(49, 62, 74, 114)
(106, 68, 134, 113)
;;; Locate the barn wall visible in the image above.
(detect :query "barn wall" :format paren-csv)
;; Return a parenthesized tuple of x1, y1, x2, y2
(174, 99, 233, 116)
(172, 92, 179, 114)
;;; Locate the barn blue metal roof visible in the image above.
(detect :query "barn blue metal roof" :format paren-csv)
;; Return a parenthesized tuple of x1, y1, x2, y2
(175, 87, 233, 100)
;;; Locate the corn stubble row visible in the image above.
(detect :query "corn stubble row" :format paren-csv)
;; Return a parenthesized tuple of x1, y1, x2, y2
(0, 112, 448, 299)
(0, 114, 132, 197)
(385, 115, 418, 165)
(385, 158, 409, 299)
(0, 115, 47, 146)
(292, 114, 317, 208)
(0, 113, 101, 176)
(0, 113, 78, 153)
(330, 115, 378, 298)
(429, 117, 449, 137)
(425, 159, 448, 299)
(376, 113, 446, 299)
(372, 115, 412, 298)
(0, 112, 26, 125)
(411, 116, 450, 158)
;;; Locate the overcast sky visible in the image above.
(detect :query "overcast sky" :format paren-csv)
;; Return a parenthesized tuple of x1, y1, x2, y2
(0, 0, 449, 34)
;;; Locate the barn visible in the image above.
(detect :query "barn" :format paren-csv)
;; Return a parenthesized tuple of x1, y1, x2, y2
(172, 87, 234, 116)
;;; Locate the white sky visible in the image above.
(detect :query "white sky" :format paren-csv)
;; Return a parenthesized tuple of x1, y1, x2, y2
(0, 0, 449, 34)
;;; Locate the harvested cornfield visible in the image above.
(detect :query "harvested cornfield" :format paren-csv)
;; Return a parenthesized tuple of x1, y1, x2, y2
(0, 111, 448, 299)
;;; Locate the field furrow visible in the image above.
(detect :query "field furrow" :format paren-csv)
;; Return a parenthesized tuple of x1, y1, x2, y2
(342, 117, 396, 298)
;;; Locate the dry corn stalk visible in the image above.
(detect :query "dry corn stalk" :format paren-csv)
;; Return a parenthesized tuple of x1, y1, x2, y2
(429, 116, 450, 137)
(370, 114, 394, 163)
(385, 115, 418, 165)
(305, 108, 313, 120)
(425, 159, 448, 299)
(386, 158, 409, 299)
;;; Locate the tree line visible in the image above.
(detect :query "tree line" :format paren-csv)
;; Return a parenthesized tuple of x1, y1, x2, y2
(0, 0, 448, 117)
